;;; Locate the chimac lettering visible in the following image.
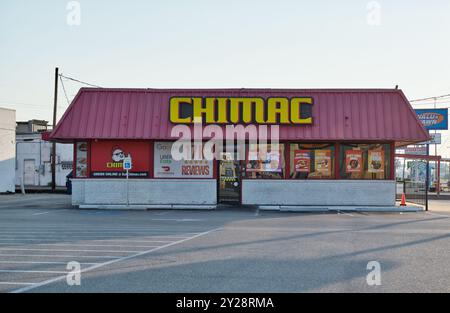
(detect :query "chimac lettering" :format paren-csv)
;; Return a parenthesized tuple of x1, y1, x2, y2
(106, 162, 123, 168)
(170, 97, 313, 125)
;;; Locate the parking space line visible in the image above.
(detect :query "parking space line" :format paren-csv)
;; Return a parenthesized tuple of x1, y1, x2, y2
(0, 226, 201, 235)
(0, 282, 36, 286)
(31, 210, 68, 216)
(0, 236, 194, 241)
(0, 261, 99, 265)
(0, 270, 67, 274)
(0, 243, 160, 249)
(0, 229, 202, 232)
(0, 248, 142, 253)
(0, 227, 204, 232)
(0, 233, 201, 237)
(31, 211, 51, 216)
(336, 211, 355, 217)
(11, 227, 221, 293)
(0, 254, 121, 259)
(0, 237, 194, 242)
(0, 239, 179, 243)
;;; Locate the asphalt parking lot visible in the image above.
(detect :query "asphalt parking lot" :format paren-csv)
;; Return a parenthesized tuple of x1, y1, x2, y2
(0, 194, 449, 293)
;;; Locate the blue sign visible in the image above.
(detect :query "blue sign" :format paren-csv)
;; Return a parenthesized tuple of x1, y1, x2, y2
(123, 156, 132, 170)
(415, 109, 448, 130)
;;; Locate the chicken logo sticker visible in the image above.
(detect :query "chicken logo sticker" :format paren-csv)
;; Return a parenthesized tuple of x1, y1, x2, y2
(107, 146, 131, 168)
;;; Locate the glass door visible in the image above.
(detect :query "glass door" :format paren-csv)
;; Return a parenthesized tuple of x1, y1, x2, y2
(218, 152, 241, 203)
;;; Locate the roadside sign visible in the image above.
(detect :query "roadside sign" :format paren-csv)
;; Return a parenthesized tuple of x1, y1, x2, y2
(404, 145, 427, 155)
(415, 109, 448, 130)
(419, 133, 442, 145)
(428, 133, 441, 145)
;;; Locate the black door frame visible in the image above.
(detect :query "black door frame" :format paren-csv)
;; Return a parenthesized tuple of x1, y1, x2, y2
(217, 159, 242, 204)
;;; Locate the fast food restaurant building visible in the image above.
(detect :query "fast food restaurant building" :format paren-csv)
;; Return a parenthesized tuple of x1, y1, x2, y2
(49, 88, 429, 210)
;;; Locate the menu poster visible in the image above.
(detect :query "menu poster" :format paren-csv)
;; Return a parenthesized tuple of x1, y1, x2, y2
(345, 150, 362, 173)
(76, 142, 88, 178)
(294, 150, 310, 173)
(368, 150, 384, 173)
(314, 150, 331, 176)
(265, 150, 282, 172)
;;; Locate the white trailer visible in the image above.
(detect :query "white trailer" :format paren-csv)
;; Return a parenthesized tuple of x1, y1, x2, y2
(0, 108, 16, 193)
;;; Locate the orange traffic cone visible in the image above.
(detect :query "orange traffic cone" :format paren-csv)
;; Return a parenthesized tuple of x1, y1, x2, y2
(400, 193, 407, 206)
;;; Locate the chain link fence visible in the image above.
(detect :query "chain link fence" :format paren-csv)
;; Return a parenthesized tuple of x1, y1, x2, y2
(396, 157, 428, 210)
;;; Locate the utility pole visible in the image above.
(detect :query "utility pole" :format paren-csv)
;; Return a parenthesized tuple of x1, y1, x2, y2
(434, 97, 440, 196)
(51, 67, 59, 192)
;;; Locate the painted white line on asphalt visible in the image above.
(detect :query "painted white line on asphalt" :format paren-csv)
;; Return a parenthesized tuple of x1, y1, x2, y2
(150, 218, 204, 222)
(0, 260, 99, 265)
(0, 243, 160, 249)
(0, 236, 193, 242)
(0, 226, 204, 231)
(0, 235, 195, 240)
(11, 227, 222, 293)
(0, 254, 121, 259)
(31, 210, 67, 216)
(0, 248, 141, 253)
(0, 228, 202, 232)
(31, 211, 50, 216)
(0, 270, 67, 274)
(0, 231, 201, 235)
(0, 282, 36, 286)
(0, 230, 198, 236)
(425, 212, 450, 218)
(337, 211, 355, 217)
(0, 238, 179, 244)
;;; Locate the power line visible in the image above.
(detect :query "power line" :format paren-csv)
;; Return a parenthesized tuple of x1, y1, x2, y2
(410, 98, 450, 105)
(59, 75, 70, 106)
(0, 101, 49, 107)
(59, 73, 102, 88)
(410, 93, 450, 102)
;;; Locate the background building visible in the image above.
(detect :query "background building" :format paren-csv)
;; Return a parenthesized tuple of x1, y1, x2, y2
(16, 120, 73, 188)
(0, 107, 16, 193)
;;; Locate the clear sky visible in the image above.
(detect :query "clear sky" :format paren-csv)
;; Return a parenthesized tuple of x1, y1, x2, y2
(1, 0, 449, 156)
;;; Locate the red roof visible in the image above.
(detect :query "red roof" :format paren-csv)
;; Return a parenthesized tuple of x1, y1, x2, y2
(50, 88, 429, 145)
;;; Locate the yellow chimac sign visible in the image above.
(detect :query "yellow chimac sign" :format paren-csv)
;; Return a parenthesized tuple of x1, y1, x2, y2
(169, 97, 313, 125)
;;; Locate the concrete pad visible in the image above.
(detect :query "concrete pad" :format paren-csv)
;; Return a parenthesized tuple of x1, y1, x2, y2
(78, 204, 148, 210)
(78, 204, 217, 210)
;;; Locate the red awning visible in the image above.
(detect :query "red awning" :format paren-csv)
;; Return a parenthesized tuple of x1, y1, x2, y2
(50, 88, 430, 145)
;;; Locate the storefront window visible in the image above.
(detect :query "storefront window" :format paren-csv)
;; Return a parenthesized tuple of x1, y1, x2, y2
(246, 144, 285, 179)
(339, 143, 391, 180)
(75, 142, 88, 178)
(289, 143, 335, 179)
(154, 142, 213, 178)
